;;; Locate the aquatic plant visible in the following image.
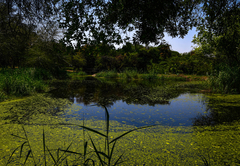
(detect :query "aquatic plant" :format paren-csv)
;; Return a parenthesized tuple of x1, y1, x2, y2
(7, 106, 154, 165)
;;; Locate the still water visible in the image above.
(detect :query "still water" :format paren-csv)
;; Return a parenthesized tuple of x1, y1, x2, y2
(68, 93, 206, 127)
(48, 77, 209, 127)
(1, 77, 240, 165)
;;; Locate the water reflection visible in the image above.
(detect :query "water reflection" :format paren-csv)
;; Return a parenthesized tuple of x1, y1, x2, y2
(66, 93, 207, 126)
(2, 77, 239, 127)
(192, 104, 240, 126)
(48, 78, 212, 126)
(49, 77, 181, 107)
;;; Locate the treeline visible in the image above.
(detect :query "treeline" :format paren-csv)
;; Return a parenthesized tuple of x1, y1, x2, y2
(0, 1, 213, 76)
(1, 0, 240, 94)
(70, 42, 213, 75)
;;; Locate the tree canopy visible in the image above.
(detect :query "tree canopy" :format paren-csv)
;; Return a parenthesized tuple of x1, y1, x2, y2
(60, 0, 201, 46)
(1, 0, 240, 74)
(193, 0, 240, 66)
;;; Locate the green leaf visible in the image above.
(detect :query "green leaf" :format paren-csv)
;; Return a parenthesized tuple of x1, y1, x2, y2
(58, 123, 107, 138)
(89, 135, 105, 166)
(23, 150, 32, 165)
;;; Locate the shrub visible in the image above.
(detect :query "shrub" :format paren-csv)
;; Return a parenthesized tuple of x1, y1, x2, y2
(208, 65, 240, 93)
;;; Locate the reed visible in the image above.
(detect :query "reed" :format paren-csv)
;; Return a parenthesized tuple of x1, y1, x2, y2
(0, 68, 48, 97)
(7, 106, 154, 165)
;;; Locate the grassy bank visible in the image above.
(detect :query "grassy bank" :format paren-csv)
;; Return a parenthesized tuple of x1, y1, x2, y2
(94, 70, 196, 81)
(0, 68, 52, 101)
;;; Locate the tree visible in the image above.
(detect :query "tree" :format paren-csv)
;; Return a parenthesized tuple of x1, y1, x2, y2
(106, 0, 201, 45)
(72, 51, 87, 71)
(26, 25, 70, 71)
(193, 0, 240, 66)
(60, 0, 201, 47)
(0, 3, 35, 68)
(0, 0, 61, 68)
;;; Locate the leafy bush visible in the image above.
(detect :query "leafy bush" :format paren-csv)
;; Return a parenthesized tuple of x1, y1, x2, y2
(208, 65, 240, 93)
(76, 71, 87, 75)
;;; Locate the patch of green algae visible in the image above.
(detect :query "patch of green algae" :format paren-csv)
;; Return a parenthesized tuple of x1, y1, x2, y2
(206, 94, 240, 107)
(1, 93, 240, 165)
(1, 119, 240, 165)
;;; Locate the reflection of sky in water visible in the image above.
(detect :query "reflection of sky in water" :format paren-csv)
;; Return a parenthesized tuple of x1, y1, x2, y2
(66, 93, 207, 127)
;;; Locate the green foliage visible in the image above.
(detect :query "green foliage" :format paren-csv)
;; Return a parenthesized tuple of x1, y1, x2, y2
(208, 65, 240, 93)
(0, 68, 48, 97)
(72, 51, 87, 71)
(0, 91, 6, 102)
(193, 0, 240, 66)
(60, 0, 199, 45)
(140, 72, 158, 80)
(76, 71, 87, 76)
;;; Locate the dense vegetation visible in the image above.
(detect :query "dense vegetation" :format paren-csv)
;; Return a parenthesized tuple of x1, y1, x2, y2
(1, 0, 239, 94)
(1, 0, 240, 164)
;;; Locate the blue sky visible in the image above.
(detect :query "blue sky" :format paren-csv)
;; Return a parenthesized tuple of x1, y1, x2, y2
(115, 27, 199, 54)
(163, 27, 198, 53)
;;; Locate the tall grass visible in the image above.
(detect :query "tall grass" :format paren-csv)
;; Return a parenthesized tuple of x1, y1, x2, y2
(95, 69, 188, 81)
(7, 106, 154, 165)
(0, 68, 49, 97)
(208, 65, 240, 93)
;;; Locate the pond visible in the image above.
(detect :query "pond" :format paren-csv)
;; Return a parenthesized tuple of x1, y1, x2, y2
(1, 77, 240, 165)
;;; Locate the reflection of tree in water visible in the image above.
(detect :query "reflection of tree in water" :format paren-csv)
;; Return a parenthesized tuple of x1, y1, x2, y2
(48, 77, 186, 107)
(1, 94, 72, 124)
(192, 98, 240, 126)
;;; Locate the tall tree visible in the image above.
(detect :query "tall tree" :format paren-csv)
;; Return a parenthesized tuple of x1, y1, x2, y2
(193, 0, 240, 66)
(0, 0, 60, 68)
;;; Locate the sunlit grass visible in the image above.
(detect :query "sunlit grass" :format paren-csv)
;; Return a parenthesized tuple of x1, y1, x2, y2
(95, 70, 193, 81)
